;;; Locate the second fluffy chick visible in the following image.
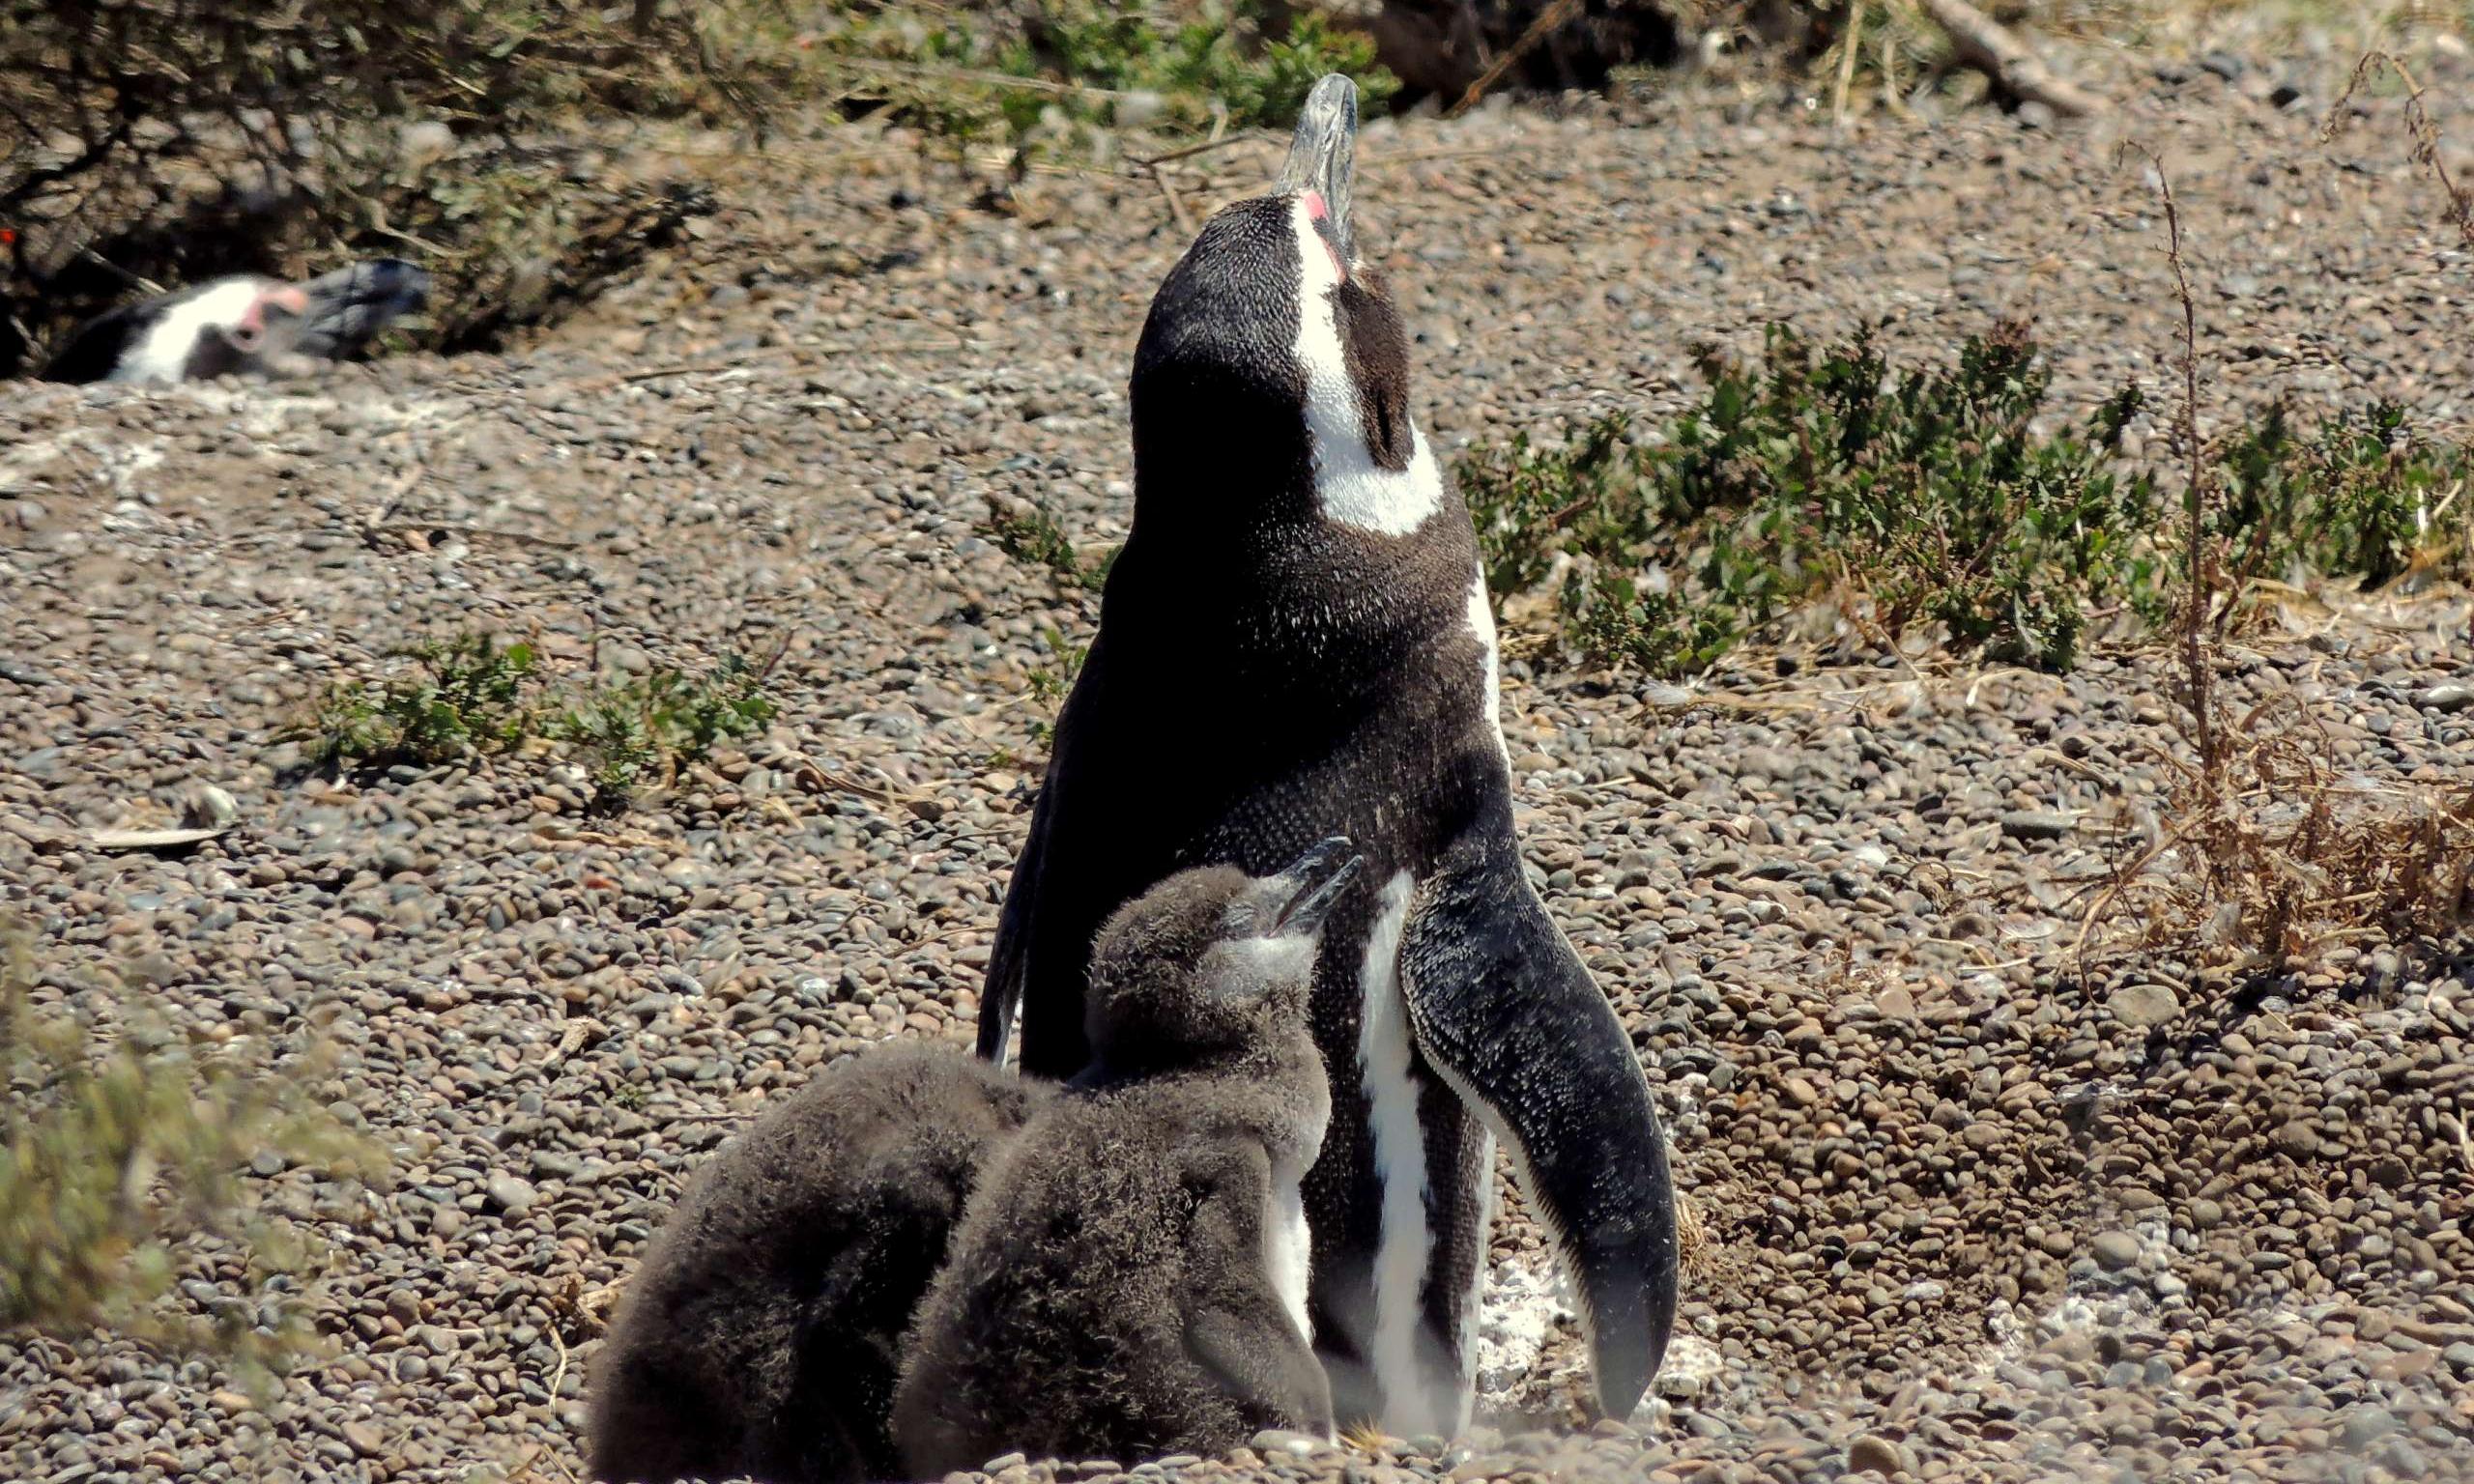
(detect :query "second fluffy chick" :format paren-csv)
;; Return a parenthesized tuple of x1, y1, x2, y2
(895, 841, 1360, 1473)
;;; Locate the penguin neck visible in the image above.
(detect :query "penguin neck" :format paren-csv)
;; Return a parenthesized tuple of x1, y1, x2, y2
(1108, 493, 1476, 656)
(1091, 1028, 1327, 1163)
(1082, 1022, 1320, 1095)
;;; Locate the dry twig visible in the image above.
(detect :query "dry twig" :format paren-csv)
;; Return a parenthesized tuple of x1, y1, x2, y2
(1916, 0, 2106, 117)
(2322, 51, 2474, 251)
(1447, 0, 1584, 119)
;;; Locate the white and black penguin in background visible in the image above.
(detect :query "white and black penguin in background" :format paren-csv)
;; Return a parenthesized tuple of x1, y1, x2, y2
(977, 75, 1679, 1437)
(39, 257, 430, 385)
(897, 842, 1358, 1474)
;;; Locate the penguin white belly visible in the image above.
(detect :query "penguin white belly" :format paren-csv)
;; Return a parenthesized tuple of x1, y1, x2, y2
(1267, 1162, 1314, 1343)
(1354, 870, 1442, 1433)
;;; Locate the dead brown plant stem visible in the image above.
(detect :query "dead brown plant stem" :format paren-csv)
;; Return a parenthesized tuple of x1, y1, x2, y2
(1447, 0, 1583, 119)
(1833, 0, 1866, 128)
(2122, 140, 2218, 789)
(2323, 51, 2474, 251)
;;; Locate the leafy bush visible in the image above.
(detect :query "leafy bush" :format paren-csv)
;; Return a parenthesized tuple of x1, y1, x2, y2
(829, 0, 1398, 145)
(1462, 320, 2474, 678)
(289, 632, 542, 769)
(0, 924, 385, 1391)
(983, 499, 1119, 591)
(2217, 399, 2474, 597)
(285, 628, 779, 807)
(1462, 321, 2165, 675)
(1021, 4, 1395, 128)
(549, 657, 780, 805)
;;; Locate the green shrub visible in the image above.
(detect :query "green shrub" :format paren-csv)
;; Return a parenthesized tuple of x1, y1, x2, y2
(285, 628, 779, 808)
(1026, 4, 1395, 128)
(1465, 321, 2474, 678)
(984, 500, 1119, 591)
(835, 0, 1398, 145)
(1462, 320, 2166, 675)
(288, 633, 542, 769)
(0, 924, 385, 1392)
(549, 657, 780, 805)
(2217, 399, 2474, 594)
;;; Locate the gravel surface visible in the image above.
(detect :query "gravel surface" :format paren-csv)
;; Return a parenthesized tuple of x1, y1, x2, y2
(3, 50, 2472, 1484)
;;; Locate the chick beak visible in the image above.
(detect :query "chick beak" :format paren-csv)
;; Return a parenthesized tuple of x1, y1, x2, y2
(1265, 835, 1365, 938)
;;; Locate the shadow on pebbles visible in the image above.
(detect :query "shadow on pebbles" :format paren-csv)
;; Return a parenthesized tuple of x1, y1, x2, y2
(2, 59, 2471, 1484)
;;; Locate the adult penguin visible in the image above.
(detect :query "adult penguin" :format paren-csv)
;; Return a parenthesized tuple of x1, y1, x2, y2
(40, 258, 429, 384)
(978, 75, 1678, 1438)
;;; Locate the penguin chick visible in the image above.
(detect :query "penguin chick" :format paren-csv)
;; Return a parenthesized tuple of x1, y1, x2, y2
(589, 1043, 1051, 1484)
(893, 842, 1361, 1475)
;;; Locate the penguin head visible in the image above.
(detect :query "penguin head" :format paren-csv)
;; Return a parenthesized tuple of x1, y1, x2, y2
(1085, 838, 1362, 1071)
(117, 276, 314, 383)
(49, 260, 431, 385)
(1130, 75, 1437, 541)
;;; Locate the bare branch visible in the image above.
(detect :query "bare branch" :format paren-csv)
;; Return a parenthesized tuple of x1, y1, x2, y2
(1916, 0, 2107, 118)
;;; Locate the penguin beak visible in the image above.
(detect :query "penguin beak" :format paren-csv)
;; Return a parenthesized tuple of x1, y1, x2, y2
(1263, 836, 1364, 939)
(294, 258, 432, 358)
(1275, 73, 1358, 268)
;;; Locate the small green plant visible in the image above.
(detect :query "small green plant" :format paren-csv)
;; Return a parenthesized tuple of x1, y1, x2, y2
(0, 922, 386, 1393)
(287, 632, 542, 768)
(2216, 399, 2473, 603)
(1023, 627, 1088, 749)
(1464, 413, 1644, 603)
(550, 657, 781, 806)
(285, 628, 779, 810)
(1465, 316, 2474, 679)
(984, 501, 1119, 591)
(1563, 573, 1744, 679)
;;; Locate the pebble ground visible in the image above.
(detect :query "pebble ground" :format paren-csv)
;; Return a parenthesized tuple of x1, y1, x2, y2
(3, 40, 2471, 1484)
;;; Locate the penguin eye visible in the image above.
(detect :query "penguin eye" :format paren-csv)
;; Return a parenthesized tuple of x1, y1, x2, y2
(226, 323, 263, 351)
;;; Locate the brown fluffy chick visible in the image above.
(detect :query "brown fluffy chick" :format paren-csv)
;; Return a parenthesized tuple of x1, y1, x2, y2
(589, 1042, 1050, 1484)
(894, 841, 1359, 1475)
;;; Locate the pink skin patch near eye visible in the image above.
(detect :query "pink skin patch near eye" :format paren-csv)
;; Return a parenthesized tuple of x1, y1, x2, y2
(262, 285, 310, 319)
(235, 286, 308, 348)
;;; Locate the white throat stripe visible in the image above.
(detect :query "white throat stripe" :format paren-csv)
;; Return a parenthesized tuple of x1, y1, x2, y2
(1288, 200, 1444, 537)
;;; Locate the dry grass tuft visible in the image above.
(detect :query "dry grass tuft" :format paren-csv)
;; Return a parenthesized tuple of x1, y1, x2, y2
(2086, 702, 2474, 970)
(2081, 139, 2474, 977)
(0, 918, 388, 1391)
(1672, 1186, 1713, 1279)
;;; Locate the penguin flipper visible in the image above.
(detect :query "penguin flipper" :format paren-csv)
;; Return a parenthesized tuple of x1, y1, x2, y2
(976, 772, 1051, 1066)
(1396, 828, 1677, 1423)
(1180, 1144, 1337, 1439)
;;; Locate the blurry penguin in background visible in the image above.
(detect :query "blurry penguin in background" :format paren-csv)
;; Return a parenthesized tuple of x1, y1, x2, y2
(40, 258, 430, 384)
